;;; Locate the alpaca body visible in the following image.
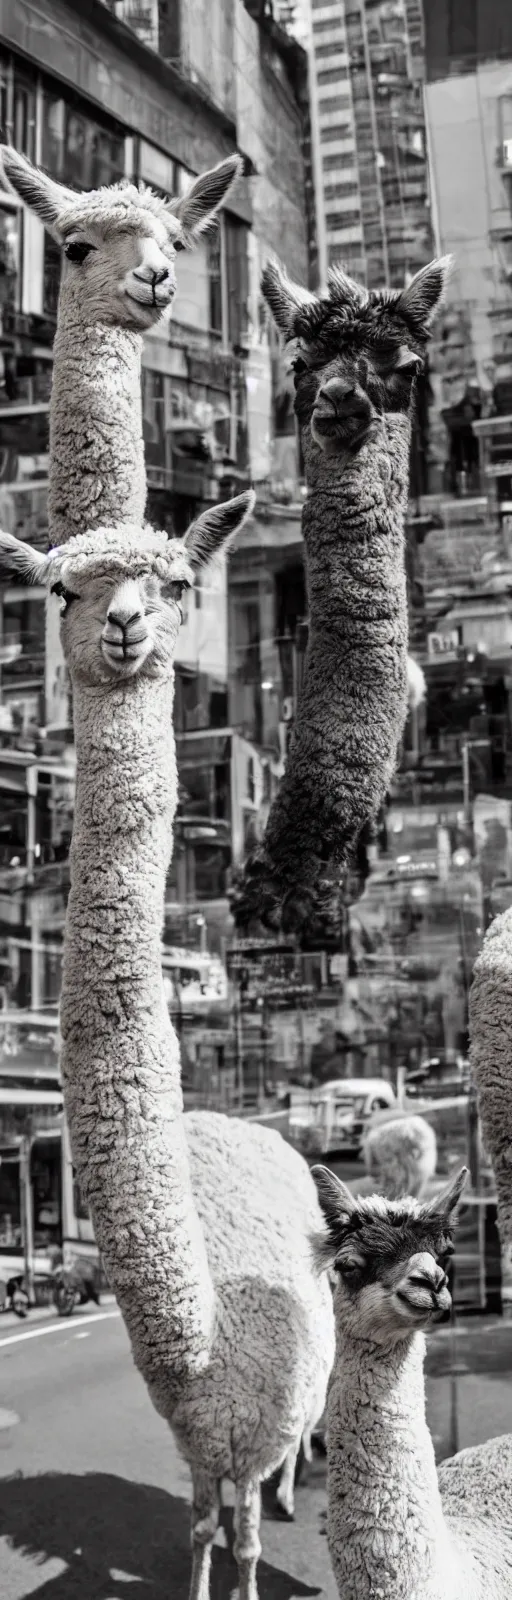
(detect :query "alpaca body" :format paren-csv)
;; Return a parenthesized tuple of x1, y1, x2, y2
(49, 319, 145, 543)
(61, 671, 332, 1458)
(236, 256, 449, 934)
(177, 1112, 332, 1482)
(327, 1330, 512, 1600)
(263, 414, 409, 905)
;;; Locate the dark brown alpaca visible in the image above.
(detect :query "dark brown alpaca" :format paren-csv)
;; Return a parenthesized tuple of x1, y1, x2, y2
(234, 258, 450, 935)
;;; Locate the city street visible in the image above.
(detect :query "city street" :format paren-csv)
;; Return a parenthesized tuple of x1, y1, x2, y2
(0, 1307, 337, 1600)
(1, 1304, 512, 1599)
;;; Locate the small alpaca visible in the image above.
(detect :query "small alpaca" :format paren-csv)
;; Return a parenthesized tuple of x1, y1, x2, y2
(0, 146, 241, 544)
(311, 1163, 512, 1600)
(0, 508, 334, 1600)
(235, 258, 449, 935)
(351, 1111, 438, 1201)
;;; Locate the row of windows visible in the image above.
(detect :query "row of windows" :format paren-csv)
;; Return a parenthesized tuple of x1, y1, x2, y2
(322, 150, 356, 170)
(325, 208, 361, 228)
(318, 92, 352, 111)
(321, 127, 355, 146)
(316, 65, 349, 84)
(328, 244, 364, 273)
(314, 40, 346, 58)
(312, 18, 344, 35)
(323, 180, 360, 200)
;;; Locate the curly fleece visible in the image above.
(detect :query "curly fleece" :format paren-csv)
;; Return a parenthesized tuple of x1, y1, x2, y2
(60, 658, 334, 1524)
(236, 413, 409, 930)
(470, 912, 512, 1251)
(327, 1328, 512, 1600)
(49, 316, 145, 548)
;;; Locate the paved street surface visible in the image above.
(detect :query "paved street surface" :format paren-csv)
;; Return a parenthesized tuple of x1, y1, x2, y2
(0, 1304, 511, 1599)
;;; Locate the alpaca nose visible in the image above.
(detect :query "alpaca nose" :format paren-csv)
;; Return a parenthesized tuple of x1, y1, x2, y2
(151, 266, 169, 286)
(319, 376, 357, 413)
(107, 607, 143, 633)
(134, 262, 169, 286)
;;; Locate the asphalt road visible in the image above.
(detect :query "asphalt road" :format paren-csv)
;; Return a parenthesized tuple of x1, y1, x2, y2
(0, 1308, 337, 1600)
(1, 1305, 512, 1599)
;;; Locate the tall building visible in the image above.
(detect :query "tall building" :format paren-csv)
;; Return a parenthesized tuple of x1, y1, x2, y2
(278, 0, 433, 291)
(423, 0, 512, 504)
(0, 0, 313, 977)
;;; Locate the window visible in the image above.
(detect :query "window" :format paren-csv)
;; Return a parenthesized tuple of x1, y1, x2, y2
(323, 181, 360, 199)
(322, 151, 355, 170)
(0, 205, 21, 319)
(225, 216, 249, 348)
(207, 230, 223, 337)
(311, 0, 338, 8)
(318, 93, 351, 109)
(314, 41, 346, 58)
(325, 208, 361, 228)
(13, 69, 36, 162)
(42, 90, 125, 189)
(316, 66, 349, 84)
(321, 127, 353, 144)
(312, 18, 343, 33)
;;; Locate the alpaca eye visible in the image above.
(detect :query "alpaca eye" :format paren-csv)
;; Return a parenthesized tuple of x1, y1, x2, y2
(173, 238, 185, 253)
(51, 581, 79, 611)
(336, 1257, 362, 1276)
(64, 241, 95, 264)
(293, 357, 308, 377)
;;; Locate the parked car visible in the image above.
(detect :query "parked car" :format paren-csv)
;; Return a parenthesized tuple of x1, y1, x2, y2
(293, 1077, 396, 1157)
(406, 1053, 470, 1099)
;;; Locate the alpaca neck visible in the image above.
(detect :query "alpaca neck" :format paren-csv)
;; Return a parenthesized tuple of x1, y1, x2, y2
(48, 285, 146, 547)
(59, 674, 215, 1402)
(301, 414, 411, 622)
(327, 1328, 455, 1600)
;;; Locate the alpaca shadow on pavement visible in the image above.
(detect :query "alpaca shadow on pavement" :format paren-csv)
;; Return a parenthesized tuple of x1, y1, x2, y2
(0, 1472, 323, 1599)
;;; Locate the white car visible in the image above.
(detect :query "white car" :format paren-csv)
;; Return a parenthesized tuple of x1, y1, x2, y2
(296, 1077, 396, 1157)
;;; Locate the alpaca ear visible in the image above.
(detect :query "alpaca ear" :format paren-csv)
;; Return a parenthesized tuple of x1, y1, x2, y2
(397, 256, 453, 334)
(428, 1165, 468, 1226)
(261, 259, 317, 337)
(184, 490, 255, 571)
(0, 531, 48, 586)
(0, 147, 74, 237)
(171, 155, 243, 241)
(311, 1165, 358, 1230)
(327, 264, 367, 308)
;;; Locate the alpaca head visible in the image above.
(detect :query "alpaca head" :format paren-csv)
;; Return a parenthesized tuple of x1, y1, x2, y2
(0, 492, 254, 687)
(312, 1164, 467, 1347)
(261, 256, 451, 457)
(0, 146, 242, 331)
(362, 1114, 438, 1200)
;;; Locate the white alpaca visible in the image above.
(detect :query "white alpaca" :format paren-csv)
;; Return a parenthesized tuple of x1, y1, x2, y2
(352, 1112, 438, 1201)
(0, 509, 334, 1600)
(0, 146, 242, 544)
(312, 1164, 512, 1600)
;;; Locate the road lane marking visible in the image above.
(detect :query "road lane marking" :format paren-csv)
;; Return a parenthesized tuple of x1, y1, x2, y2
(0, 1310, 120, 1349)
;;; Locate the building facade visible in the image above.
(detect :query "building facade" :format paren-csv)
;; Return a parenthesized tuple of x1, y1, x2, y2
(0, 0, 314, 1000)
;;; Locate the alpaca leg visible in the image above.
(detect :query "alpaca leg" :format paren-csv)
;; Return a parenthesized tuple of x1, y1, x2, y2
(275, 1438, 300, 1519)
(233, 1478, 261, 1600)
(188, 1471, 220, 1600)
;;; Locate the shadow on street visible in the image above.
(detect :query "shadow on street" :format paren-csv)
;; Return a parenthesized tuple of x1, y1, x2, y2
(0, 1471, 323, 1599)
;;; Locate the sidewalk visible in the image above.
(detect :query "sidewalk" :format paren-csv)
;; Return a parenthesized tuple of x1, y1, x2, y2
(0, 1293, 117, 1336)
